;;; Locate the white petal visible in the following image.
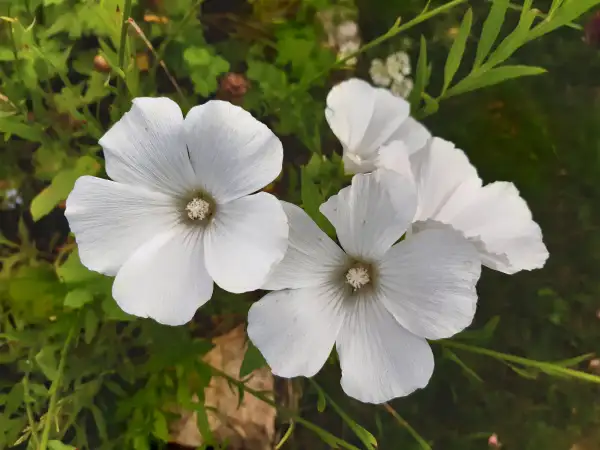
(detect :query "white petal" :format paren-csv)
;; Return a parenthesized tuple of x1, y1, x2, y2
(378, 227, 481, 340)
(386, 117, 430, 155)
(65, 176, 178, 276)
(112, 227, 213, 326)
(410, 137, 482, 222)
(183, 100, 283, 204)
(204, 192, 288, 293)
(247, 283, 346, 378)
(99, 97, 196, 196)
(374, 140, 415, 181)
(325, 78, 410, 166)
(319, 169, 416, 261)
(336, 294, 434, 404)
(445, 182, 548, 274)
(263, 202, 348, 291)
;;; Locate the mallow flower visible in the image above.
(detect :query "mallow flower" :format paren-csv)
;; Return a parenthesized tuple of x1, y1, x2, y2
(383, 137, 549, 274)
(247, 169, 481, 404)
(65, 98, 288, 325)
(325, 78, 430, 174)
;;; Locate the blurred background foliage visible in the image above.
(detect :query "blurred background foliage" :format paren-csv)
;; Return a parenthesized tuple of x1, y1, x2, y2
(1, 0, 600, 449)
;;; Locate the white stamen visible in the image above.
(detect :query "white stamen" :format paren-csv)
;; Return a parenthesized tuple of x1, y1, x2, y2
(346, 266, 370, 290)
(186, 197, 210, 220)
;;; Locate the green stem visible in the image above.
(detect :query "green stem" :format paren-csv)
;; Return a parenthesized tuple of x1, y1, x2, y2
(22, 357, 39, 448)
(209, 366, 360, 450)
(441, 340, 600, 384)
(383, 403, 431, 450)
(39, 325, 76, 450)
(294, 0, 468, 94)
(117, 0, 134, 98)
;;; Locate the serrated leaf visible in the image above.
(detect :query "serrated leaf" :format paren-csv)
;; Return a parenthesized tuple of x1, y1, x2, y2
(240, 340, 267, 378)
(448, 65, 546, 97)
(474, 0, 509, 68)
(64, 288, 94, 309)
(442, 8, 472, 94)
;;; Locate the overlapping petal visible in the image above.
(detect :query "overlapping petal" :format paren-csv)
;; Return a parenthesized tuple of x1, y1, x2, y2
(320, 169, 416, 261)
(263, 202, 348, 290)
(112, 227, 213, 326)
(183, 100, 283, 204)
(378, 227, 481, 340)
(65, 176, 178, 276)
(99, 97, 196, 196)
(203, 192, 288, 293)
(247, 282, 346, 378)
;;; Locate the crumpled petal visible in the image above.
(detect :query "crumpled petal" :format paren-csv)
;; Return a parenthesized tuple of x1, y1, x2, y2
(442, 182, 549, 274)
(184, 100, 283, 204)
(325, 78, 410, 173)
(320, 169, 416, 261)
(99, 97, 196, 196)
(263, 202, 348, 291)
(65, 176, 178, 276)
(112, 227, 213, 326)
(410, 138, 548, 274)
(247, 283, 346, 378)
(378, 227, 481, 340)
(203, 192, 288, 293)
(336, 293, 434, 404)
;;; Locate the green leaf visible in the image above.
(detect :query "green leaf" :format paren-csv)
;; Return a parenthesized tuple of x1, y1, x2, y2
(64, 288, 94, 309)
(5, 382, 24, 416)
(196, 404, 215, 444)
(300, 167, 335, 236)
(0, 116, 46, 142)
(409, 35, 428, 110)
(505, 362, 539, 379)
(89, 404, 108, 442)
(240, 340, 267, 377)
(442, 8, 472, 94)
(474, 0, 509, 68)
(447, 65, 546, 97)
(552, 353, 594, 368)
(482, 1, 537, 70)
(152, 411, 170, 441)
(35, 348, 58, 381)
(48, 441, 77, 450)
(57, 250, 95, 284)
(84, 309, 99, 344)
(31, 155, 99, 221)
(316, 387, 326, 413)
(443, 348, 483, 383)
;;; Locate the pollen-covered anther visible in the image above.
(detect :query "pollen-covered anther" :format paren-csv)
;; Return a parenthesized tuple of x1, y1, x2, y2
(345, 265, 370, 290)
(186, 197, 210, 220)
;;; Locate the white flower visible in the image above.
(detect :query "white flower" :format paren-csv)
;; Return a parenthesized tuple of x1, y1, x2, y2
(390, 76, 414, 99)
(336, 20, 359, 42)
(369, 58, 391, 87)
(337, 40, 360, 66)
(386, 51, 411, 78)
(248, 169, 481, 404)
(383, 137, 549, 274)
(326, 78, 430, 174)
(65, 98, 288, 325)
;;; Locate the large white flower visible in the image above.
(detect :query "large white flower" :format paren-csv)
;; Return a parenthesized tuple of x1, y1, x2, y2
(383, 137, 549, 274)
(325, 78, 430, 175)
(247, 169, 481, 404)
(65, 98, 288, 325)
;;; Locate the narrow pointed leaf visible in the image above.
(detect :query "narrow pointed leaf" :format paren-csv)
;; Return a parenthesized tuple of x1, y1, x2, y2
(474, 0, 509, 68)
(442, 8, 472, 94)
(447, 65, 546, 97)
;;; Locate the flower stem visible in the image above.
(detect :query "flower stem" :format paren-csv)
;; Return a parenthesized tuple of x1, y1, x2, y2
(22, 358, 39, 448)
(208, 365, 360, 450)
(383, 403, 431, 450)
(38, 325, 76, 450)
(441, 340, 600, 384)
(117, 0, 134, 98)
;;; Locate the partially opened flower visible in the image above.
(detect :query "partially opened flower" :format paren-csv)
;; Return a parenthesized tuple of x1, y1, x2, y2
(386, 137, 548, 274)
(66, 98, 288, 325)
(248, 169, 481, 403)
(325, 78, 430, 174)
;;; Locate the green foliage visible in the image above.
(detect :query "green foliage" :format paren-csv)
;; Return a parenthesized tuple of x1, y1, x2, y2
(1, 0, 600, 449)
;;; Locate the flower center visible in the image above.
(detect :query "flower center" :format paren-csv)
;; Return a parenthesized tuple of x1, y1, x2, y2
(185, 197, 211, 221)
(345, 265, 370, 290)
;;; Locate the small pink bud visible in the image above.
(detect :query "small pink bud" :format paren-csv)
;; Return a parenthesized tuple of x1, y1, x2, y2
(589, 359, 600, 369)
(488, 433, 500, 447)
